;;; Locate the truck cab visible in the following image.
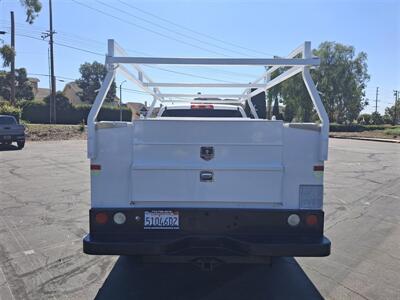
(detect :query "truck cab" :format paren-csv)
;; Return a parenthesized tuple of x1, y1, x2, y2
(158, 103, 247, 118)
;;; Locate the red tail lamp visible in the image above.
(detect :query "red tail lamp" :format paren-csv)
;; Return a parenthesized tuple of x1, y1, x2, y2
(95, 212, 108, 224)
(306, 214, 318, 226)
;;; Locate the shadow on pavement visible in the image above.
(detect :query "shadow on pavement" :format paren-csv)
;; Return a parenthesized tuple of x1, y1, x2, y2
(0, 144, 19, 151)
(95, 256, 323, 300)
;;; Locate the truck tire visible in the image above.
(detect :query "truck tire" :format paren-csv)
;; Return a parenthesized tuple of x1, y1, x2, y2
(17, 141, 25, 149)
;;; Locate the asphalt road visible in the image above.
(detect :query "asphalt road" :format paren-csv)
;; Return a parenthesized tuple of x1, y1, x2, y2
(0, 139, 399, 300)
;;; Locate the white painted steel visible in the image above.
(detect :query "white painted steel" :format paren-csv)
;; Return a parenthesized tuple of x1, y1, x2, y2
(107, 56, 320, 66)
(157, 93, 243, 98)
(144, 83, 266, 88)
(87, 39, 329, 211)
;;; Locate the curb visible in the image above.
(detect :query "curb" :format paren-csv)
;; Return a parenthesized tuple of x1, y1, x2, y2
(330, 135, 400, 144)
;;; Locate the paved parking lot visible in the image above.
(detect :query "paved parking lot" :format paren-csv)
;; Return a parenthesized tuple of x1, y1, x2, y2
(0, 139, 399, 300)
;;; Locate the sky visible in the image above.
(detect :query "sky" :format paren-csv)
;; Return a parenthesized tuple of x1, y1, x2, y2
(0, 0, 399, 113)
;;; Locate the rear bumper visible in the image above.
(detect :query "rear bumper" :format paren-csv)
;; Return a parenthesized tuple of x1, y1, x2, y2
(83, 208, 330, 257)
(0, 134, 25, 142)
(83, 234, 330, 257)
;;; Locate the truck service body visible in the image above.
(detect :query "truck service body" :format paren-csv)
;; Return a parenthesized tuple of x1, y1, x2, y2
(83, 40, 331, 263)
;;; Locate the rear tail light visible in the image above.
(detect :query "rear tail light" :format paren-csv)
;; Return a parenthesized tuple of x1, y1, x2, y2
(95, 212, 108, 224)
(191, 104, 214, 109)
(306, 214, 318, 226)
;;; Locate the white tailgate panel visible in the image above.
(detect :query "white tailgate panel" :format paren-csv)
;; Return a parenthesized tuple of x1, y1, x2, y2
(131, 119, 283, 207)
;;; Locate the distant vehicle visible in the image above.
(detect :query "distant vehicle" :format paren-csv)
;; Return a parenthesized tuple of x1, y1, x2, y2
(83, 40, 331, 270)
(0, 115, 25, 149)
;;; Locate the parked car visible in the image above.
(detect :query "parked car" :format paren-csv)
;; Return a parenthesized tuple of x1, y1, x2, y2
(0, 115, 25, 149)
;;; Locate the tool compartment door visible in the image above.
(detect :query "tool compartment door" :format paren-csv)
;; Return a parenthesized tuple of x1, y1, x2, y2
(131, 119, 284, 207)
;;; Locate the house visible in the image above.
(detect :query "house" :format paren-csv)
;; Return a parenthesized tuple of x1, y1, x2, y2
(28, 77, 50, 101)
(126, 102, 148, 120)
(62, 82, 84, 105)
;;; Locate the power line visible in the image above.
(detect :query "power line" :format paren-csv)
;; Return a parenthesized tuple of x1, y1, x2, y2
(143, 65, 237, 84)
(118, 0, 276, 57)
(70, 0, 229, 57)
(5, 20, 259, 79)
(15, 32, 239, 83)
(96, 0, 251, 57)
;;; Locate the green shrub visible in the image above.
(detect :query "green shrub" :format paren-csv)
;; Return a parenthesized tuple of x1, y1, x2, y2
(20, 101, 132, 124)
(0, 103, 21, 122)
(384, 127, 400, 136)
(330, 123, 392, 132)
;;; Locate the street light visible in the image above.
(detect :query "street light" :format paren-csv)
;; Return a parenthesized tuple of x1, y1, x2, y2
(119, 80, 127, 121)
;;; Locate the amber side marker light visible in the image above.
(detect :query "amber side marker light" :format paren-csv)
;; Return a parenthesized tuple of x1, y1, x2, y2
(95, 212, 108, 224)
(306, 214, 318, 226)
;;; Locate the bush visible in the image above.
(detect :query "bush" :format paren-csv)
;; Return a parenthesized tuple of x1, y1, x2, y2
(0, 102, 21, 122)
(384, 127, 400, 136)
(330, 123, 393, 132)
(357, 113, 371, 125)
(370, 112, 384, 125)
(20, 101, 132, 124)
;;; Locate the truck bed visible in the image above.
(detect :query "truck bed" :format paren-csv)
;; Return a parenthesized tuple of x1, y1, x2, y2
(90, 119, 323, 210)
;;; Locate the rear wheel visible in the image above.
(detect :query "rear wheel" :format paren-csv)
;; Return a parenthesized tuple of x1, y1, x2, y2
(17, 141, 25, 149)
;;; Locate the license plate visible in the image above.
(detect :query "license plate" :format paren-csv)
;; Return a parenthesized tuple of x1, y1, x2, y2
(3, 136, 11, 140)
(144, 210, 179, 229)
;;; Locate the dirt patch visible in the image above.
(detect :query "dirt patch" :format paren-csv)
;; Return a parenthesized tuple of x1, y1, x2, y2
(26, 124, 87, 141)
(330, 130, 399, 140)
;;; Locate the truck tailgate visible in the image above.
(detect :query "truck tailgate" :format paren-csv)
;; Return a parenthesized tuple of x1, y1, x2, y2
(131, 119, 283, 206)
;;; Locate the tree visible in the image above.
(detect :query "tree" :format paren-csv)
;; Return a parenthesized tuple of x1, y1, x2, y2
(312, 42, 370, 123)
(19, 0, 42, 24)
(357, 113, 371, 125)
(43, 92, 71, 111)
(272, 42, 370, 123)
(0, 1, 42, 66)
(370, 112, 383, 125)
(76, 61, 116, 104)
(384, 102, 400, 125)
(0, 68, 34, 101)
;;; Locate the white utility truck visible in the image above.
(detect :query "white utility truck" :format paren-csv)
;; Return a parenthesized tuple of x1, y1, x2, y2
(83, 40, 331, 268)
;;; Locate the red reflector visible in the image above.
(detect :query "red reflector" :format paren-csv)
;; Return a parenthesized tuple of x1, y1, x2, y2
(95, 212, 108, 224)
(91, 164, 101, 171)
(306, 214, 318, 226)
(313, 165, 324, 172)
(191, 104, 214, 109)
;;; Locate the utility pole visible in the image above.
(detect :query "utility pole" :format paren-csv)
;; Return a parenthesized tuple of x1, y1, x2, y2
(394, 90, 399, 125)
(119, 80, 127, 121)
(375, 87, 379, 113)
(49, 0, 56, 123)
(10, 11, 16, 106)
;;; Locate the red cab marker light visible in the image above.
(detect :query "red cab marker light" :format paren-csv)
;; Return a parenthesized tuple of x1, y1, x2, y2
(306, 214, 318, 226)
(191, 104, 214, 109)
(95, 212, 108, 224)
(313, 165, 324, 172)
(91, 164, 101, 171)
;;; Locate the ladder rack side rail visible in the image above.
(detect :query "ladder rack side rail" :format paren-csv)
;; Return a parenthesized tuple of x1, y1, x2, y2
(87, 39, 117, 159)
(301, 41, 329, 161)
(106, 57, 320, 66)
